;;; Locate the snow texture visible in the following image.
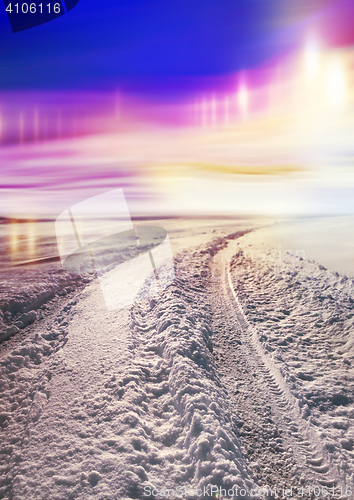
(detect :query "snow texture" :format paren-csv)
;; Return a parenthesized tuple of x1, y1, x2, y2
(0, 238, 256, 500)
(1, 224, 353, 499)
(0, 266, 92, 342)
(230, 235, 354, 488)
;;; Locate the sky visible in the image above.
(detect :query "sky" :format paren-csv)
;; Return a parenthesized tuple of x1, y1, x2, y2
(0, 0, 354, 220)
(0, 0, 353, 93)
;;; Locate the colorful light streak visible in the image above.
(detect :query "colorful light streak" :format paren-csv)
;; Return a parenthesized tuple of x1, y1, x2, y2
(10, 221, 18, 258)
(237, 84, 249, 119)
(27, 221, 36, 257)
(326, 57, 346, 108)
(304, 35, 320, 82)
(0, 40, 353, 219)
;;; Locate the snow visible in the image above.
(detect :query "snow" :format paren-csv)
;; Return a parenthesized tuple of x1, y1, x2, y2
(241, 215, 354, 279)
(1, 217, 353, 499)
(0, 220, 260, 500)
(0, 266, 92, 342)
(230, 233, 354, 487)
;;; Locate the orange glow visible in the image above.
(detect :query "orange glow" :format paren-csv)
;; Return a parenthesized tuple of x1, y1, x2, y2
(10, 222, 19, 258)
(27, 221, 36, 257)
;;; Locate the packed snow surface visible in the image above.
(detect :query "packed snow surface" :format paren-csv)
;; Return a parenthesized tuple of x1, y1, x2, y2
(1, 218, 354, 499)
(230, 235, 354, 485)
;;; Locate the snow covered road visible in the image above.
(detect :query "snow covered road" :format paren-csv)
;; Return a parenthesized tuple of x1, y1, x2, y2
(0, 236, 257, 499)
(210, 244, 347, 495)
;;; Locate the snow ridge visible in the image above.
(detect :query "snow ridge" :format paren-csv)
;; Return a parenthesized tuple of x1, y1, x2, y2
(0, 241, 257, 500)
(226, 251, 340, 488)
(121, 243, 257, 496)
(0, 267, 91, 342)
(230, 238, 354, 489)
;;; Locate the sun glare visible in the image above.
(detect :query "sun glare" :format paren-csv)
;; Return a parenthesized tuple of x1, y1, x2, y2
(27, 221, 36, 257)
(10, 222, 19, 258)
(304, 36, 320, 81)
(237, 85, 249, 117)
(326, 57, 346, 107)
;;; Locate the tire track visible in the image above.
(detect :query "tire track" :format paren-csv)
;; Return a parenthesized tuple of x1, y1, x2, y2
(212, 245, 345, 491)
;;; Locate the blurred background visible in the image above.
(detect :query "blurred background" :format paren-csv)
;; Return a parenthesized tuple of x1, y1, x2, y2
(0, 0, 353, 219)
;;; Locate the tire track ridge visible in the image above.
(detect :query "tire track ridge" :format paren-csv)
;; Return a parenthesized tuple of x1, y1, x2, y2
(223, 248, 345, 489)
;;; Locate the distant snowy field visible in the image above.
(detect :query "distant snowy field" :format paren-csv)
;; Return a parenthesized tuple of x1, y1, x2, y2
(242, 215, 354, 279)
(1, 216, 354, 500)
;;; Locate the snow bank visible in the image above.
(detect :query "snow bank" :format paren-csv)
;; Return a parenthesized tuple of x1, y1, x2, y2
(0, 266, 91, 342)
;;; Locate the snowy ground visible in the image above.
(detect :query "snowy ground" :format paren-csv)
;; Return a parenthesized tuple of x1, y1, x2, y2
(228, 235, 354, 490)
(0, 218, 353, 499)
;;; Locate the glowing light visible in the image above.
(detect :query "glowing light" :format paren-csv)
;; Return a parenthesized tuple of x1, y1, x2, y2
(326, 57, 346, 107)
(304, 36, 320, 81)
(27, 221, 36, 257)
(10, 222, 19, 258)
(224, 96, 230, 127)
(202, 98, 208, 128)
(237, 84, 249, 118)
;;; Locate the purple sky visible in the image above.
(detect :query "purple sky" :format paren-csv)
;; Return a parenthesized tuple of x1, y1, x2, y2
(0, 0, 353, 95)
